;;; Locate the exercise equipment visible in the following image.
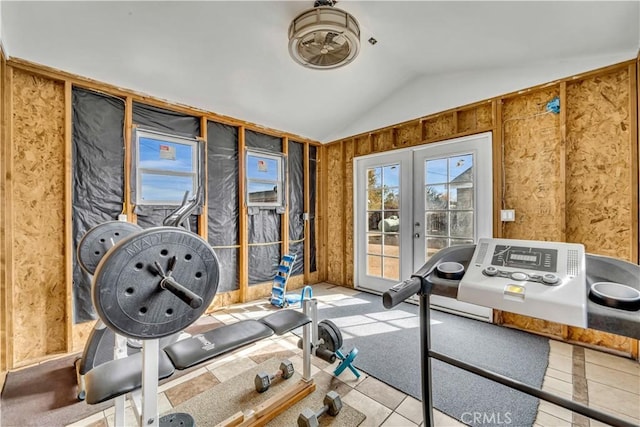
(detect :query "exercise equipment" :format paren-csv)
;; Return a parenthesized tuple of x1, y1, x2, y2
(254, 359, 295, 393)
(296, 317, 360, 378)
(383, 238, 639, 427)
(457, 238, 587, 327)
(297, 391, 343, 427)
(75, 191, 201, 400)
(83, 226, 319, 426)
(269, 253, 297, 307)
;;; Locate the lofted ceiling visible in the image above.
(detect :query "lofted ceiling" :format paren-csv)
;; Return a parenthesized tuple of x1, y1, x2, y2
(2, 1, 639, 143)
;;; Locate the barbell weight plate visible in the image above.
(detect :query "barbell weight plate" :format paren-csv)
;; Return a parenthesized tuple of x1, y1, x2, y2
(318, 319, 343, 352)
(93, 227, 219, 339)
(77, 221, 143, 275)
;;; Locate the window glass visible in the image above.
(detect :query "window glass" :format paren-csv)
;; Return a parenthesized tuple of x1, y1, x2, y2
(135, 129, 200, 205)
(246, 150, 285, 207)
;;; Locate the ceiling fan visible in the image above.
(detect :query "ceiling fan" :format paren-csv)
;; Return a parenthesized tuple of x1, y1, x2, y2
(288, 0, 361, 70)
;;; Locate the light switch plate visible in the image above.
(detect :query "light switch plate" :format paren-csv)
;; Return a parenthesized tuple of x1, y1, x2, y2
(500, 209, 515, 222)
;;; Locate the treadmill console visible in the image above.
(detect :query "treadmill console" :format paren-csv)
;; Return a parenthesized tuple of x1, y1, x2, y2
(458, 238, 587, 327)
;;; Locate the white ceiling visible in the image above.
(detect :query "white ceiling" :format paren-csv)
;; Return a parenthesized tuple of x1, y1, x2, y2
(2, 1, 639, 143)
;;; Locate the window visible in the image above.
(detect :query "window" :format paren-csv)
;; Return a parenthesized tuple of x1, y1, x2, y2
(246, 150, 285, 208)
(134, 128, 201, 205)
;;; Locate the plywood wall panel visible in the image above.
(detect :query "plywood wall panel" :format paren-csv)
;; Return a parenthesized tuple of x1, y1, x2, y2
(372, 129, 394, 152)
(11, 69, 66, 365)
(396, 121, 421, 148)
(500, 312, 564, 337)
(458, 104, 493, 133)
(567, 327, 634, 355)
(326, 143, 343, 284)
(501, 87, 563, 242)
(566, 69, 633, 260)
(424, 114, 456, 141)
(354, 135, 371, 157)
(344, 141, 355, 287)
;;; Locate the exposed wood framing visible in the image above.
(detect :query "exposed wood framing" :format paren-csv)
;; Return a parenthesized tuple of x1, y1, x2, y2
(124, 97, 134, 222)
(303, 142, 310, 282)
(0, 50, 8, 373)
(282, 137, 289, 256)
(559, 82, 567, 243)
(3, 66, 14, 369)
(630, 61, 639, 263)
(199, 116, 208, 240)
(7, 58, 321, 147)
(319, 144, 328, 282)
(64, 81, 73, 351)
(492, 99, 503, 238)
(238, 127, 248, 302)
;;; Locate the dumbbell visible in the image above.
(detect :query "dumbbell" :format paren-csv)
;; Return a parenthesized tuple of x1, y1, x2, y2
(297, 391, 343, 427)
(254, 359, 295, 393)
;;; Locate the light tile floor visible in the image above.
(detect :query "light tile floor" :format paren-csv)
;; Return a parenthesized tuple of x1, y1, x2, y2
(67, 283, 639, 427)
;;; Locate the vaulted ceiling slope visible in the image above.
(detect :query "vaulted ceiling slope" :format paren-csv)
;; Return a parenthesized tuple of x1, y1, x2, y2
(2, 1, 638, 143)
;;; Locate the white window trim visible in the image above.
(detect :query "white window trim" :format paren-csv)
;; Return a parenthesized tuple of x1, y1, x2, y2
(245, 149, 285, 208)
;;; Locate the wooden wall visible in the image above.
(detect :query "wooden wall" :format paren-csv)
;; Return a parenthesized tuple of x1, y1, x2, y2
(0, 58, 323, 369)
(324, 59, 639, 356)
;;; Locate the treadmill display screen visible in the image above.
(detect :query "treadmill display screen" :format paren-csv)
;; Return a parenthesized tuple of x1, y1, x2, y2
(491, 245, 557, 272)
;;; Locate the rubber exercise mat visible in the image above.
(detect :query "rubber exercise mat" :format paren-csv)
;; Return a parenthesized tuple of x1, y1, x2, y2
(316, 291, 549, 427)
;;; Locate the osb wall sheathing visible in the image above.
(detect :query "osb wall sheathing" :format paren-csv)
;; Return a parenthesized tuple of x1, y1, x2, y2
(10, 68, 67, 366)
(344, 141, 355, 286)
(566, 68, 633, 260)
(501, 87, 564, 242)
(324, 60, 638, 356)
(1, 47, 7, 375)
(326, 143, 344, 285)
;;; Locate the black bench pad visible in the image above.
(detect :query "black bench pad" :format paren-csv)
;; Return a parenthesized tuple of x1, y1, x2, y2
(85, 351, 175, 404)
(164, 320, 274, 370)
(260, 309, 311, 335)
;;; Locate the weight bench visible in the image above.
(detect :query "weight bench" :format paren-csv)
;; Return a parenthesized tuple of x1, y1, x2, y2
(85, 309, 310, 405)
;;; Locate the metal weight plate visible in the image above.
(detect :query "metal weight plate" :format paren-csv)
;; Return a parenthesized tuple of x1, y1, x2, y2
(318, 319, 343, 352)
(78, 221, 143, 275)
(93, 227, 219, 339)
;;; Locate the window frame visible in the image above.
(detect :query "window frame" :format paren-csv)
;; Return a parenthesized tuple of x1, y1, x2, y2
(134, 128, 202, 206)
(245, 149, 286, 208)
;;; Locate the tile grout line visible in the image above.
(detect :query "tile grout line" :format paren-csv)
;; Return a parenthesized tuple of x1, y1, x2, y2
(572, 346, 589, 427)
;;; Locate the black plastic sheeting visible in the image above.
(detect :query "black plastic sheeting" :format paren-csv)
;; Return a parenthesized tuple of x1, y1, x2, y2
(288, 141, 304, 276)
(207, 122, 239, 292)
(72, 88, 125, 323)
(246, 130, 282, 284)
(309, 146, 317, 272)
(131, 103, 201, 230)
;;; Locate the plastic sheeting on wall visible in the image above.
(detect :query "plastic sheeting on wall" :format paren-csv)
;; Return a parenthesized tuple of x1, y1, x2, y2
(207, 121, 240, 292)
(72, 88, 125, 323)
(132, 102, 201, 230)
(309, 146, 317, 272)
(288, 141, 304, 276)
(246, 130, 282, 284)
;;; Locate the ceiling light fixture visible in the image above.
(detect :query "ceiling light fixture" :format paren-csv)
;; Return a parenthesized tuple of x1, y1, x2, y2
(288, 0, 361, 70)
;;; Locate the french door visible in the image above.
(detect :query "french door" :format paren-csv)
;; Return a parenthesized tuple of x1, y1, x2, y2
(355, 133, 493, 321)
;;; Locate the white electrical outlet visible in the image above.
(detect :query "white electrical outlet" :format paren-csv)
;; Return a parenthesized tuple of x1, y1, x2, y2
(118, 214, 128, 222)
(500, 209, 515, 222)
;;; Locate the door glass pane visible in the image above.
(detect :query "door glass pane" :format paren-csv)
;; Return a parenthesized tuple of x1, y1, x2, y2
(449, 155, 473, 182)
(450, 183, 474, 210)
(367, 167, 382, 189)
(383, 187, 400, 209)
(383, 234, 399, 256)
(383, 257, 399, 280)
(367, 211, 383, 231)
(426, 237, 448, 258)
(423, 153, 475, 261)
(368, 189, 382, 210)
(365, 162, 401, 280)
(426, 184, 447, 209)
(367, 255, 382, 277)
(426, 212, 447, 236)
(426, 158, 448, 184)
(367, 233, 382, 255)
(451, 211, 473, 238)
